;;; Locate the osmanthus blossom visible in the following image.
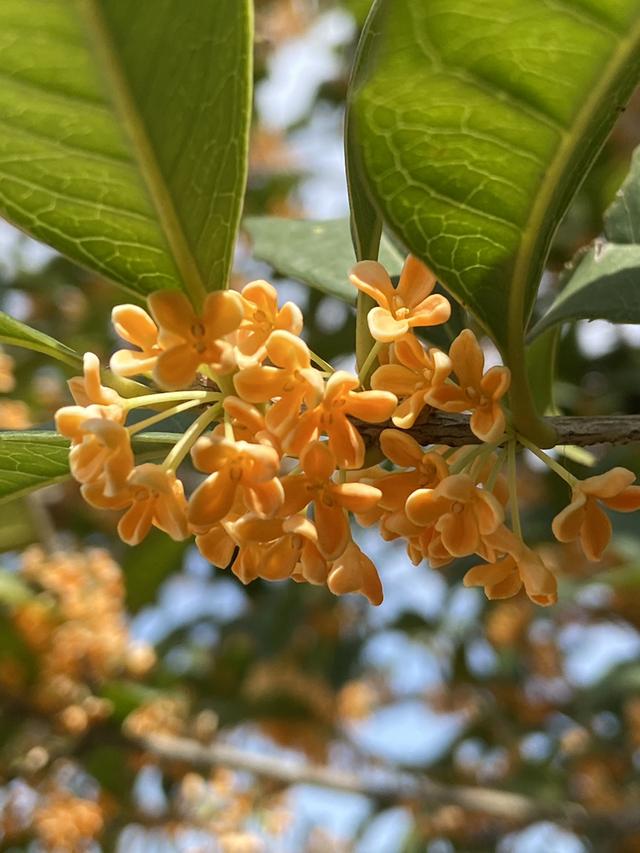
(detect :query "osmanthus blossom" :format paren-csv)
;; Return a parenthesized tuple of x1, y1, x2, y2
(110, 304, 163, 377)
(148, 289, 245, 389)
(56, 257, 640, 609)
(405, 473, 504, 558)
(233, 330, 324, 438)
(188, 436, 284, 527)
(349, 255, 451, 342)
(371, 333, 452, 428)
(464, 525, 557, 606)
(237, 279, 303, 360)
(426, 329, 511, 443)
(118, 464, 189, 546)
(280, 441, 382, 560)
(552, 467, 640, 561)
(68, 352, 125, 410)
(286, 370, 397, 469)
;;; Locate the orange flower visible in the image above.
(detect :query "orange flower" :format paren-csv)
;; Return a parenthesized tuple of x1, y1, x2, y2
(110, 304, 163, 377)
(371, 334, 451, 428)
(552, 467, 640, 561)
(426, 330, 510, 443)
(327, 542, 383, 605)
(465, 526, 557, 605)
(377, 429, 449, 512)
(149, 290, 244, 389)
(349, 255, 450, 343)
(118, 464, 189, 545)
(213, 396, 282, 452)
(68, 417, 134, 495)
(56, 402, 123, 444)
(228, 514, 329, 584)
(188, 436, 284, 527)
(286, 371, 397, 469)
(237, 279, 303, 359)
(233, 331, 324, 437)
(68, 352, 124, 408)
(281, 442, 381, 560)
(194, 522, 237, 569)
(405, 473, 503, 557)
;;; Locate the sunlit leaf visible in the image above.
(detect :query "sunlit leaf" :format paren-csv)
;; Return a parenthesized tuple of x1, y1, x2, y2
(0, 0, 253, 303)
(0, 310, 82, 368)
(346, 0, 640, 353)
(0, 430, 180, 503)
(604, 145, 640, 243)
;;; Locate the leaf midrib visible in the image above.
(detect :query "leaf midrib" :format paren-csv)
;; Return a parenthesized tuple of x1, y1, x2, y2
(507, 12, 640, 359)
(77, 0, 208, 309)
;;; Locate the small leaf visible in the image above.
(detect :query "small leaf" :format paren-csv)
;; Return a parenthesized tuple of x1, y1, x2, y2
(531, 243, 640, 336)
(526, 326, 559, 415)
(0, 0, 253, 302)
(346, 0, 640, 353)
(0, 430, 180, 504)
(244, 217, 403, 303)
(604, 145, 640, 243)
(0, 310, 82, 368)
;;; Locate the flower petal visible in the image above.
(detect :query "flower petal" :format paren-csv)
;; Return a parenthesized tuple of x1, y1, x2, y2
(112, 304, 158, 349)
(408, 294, 451, 328)
(349, 260, 394, 308)
(367, 307, 409, 343)
(148, 291, 193, 339)
(581, 498, 612, 561)
(203, 290, 244, 338)
(346, 389, 397, 423)
(380, 429, 423, 467)
(153, 344, 200, 390)
(188, 470, 236, 528)
(397, 255, 436, 307)
(449, 329, 483, 389)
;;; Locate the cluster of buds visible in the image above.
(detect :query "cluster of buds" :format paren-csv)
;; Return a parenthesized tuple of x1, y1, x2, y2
(54, 256, 640, 607)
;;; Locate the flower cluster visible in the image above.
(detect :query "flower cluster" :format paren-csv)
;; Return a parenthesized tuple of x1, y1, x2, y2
(4, 548, 154, 733)
(54, 257, 640, 607)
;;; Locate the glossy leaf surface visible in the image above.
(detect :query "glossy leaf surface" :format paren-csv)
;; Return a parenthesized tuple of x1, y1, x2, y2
(0, 0, 253, 303)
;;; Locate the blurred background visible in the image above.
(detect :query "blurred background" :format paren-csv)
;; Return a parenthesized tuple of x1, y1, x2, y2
(2, 1, 640, 850)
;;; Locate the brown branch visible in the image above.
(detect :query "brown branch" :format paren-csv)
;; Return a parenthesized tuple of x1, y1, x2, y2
(355, 413, 640, 448)
(132, 732, 640, 833)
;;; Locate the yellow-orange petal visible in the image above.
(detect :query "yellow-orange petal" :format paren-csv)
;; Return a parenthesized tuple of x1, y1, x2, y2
(581, 498, 612, 561)
(408, 294, 451, 328)
(519, 550, 557, 606)
(112, 304, 158, 349)
(349, 260, 394, 309)
(346, 389, 397, 423)
(153, 344, 200, 390)
(581, 467, 636, 499)
(195, 525, 236, 567)
(148, 291, 193, 340)
(332, 482, 382, 513)
(203, 290, 244, 338)
(327, 542, 383, 606)
(391, 393, 428, 429)
(190, 436, 237, 474)
(380, 429, 423, 468)
(371, 363, 420, 397)
(397, 255, 436, 307)
(245, 478, 284, 518)
(368, 307, 409, 343)
(266, 330, 311, 370)
(327, 415, 364, 470)
(110, 349, 158, 377)
(470, 404, 506, 444)
(438, 509, 479, 557)
(604, 484, 640, 512)
(481, 365, 511, 400)
(277, 302, 304, 335)
(405, 488, 448, 527)
(449, 329, 483, 390)
(188, 470, 237, 527)
(301, 441, 336, 481)
(314, 502, 350, 561)
(551, 494, 586, 543)
(118, 500, 155, 546)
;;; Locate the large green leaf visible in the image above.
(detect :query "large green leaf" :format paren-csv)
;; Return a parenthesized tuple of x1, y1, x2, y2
(0, 1, 252, 304)
(0, 430, 180, 503)
(604, 145, 640, 243)
(0, 310, 82, 368)
(346, 0, 640, 353)
(531, 243, 640, 335)
(244, 217, 403, 303)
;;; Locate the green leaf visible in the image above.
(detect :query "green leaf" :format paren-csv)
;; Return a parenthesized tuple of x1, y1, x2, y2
(0, 430, 180, 504)
(244, 217, 404, 303)
(346, 0, 640, 353)
(0, 1, 253, 303)
(0, 500, 38, 554)
(0, 310, 82, 368)
(526, 326, 559, 415)
(531, 243, 640, 335)
(604, 145, 640, 243)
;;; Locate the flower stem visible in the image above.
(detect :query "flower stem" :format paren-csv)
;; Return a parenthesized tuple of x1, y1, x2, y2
(128, 398, 207, 435)
(162, 405, 222, 472)
(507, 439, 522, 540)
(357, 341, 382, 387)
(309, 350, 335, 374)
(517, 434, 578, 487)
(123, 390, 219, 411)
(450, 442, 497, 476)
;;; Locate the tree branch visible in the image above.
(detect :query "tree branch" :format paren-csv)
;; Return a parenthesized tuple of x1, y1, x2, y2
(132, 732, 640, 833)
(355, 413, 640, 448)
